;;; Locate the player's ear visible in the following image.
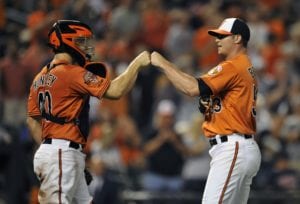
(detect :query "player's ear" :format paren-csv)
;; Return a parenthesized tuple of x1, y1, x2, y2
(233, 35, 243, 44)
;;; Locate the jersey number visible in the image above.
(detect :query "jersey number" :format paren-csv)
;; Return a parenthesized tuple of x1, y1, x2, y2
(212, 97, 222, 112)
(38, 91, 52, 115)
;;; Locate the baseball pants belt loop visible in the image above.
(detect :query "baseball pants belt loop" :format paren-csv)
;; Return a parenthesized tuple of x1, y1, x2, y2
(209, 134, 253, 147)
(43, 138, 82, 150)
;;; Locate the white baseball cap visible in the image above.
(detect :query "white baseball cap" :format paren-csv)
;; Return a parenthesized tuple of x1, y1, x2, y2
(157, 99, 176, 115)
(208, 18, 250, 41)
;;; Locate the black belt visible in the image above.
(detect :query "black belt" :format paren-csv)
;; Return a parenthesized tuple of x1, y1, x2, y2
(209, 134, 252, 147)
(43, 138, 82, 150)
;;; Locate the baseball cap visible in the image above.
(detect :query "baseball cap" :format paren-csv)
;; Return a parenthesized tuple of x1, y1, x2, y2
(157, 99, 176, 115)
(208, 18, 250, 41)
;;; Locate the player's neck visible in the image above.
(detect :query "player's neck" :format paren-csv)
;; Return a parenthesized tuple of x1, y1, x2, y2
(53, 53, 73, 64)
(225, 46, 247, 60)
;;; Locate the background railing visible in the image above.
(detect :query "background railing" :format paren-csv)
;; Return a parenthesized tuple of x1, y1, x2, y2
(120, 190, 300, 204)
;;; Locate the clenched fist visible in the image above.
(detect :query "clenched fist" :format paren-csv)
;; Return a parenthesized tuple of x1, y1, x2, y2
(151, 51, 168, 68)
(135, 51, 151, 67)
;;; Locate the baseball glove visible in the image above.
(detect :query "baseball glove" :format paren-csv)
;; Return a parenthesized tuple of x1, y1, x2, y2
(84, 62, 108, 78)
(84, 168, 93, 185)
(198, 96, 212, 115)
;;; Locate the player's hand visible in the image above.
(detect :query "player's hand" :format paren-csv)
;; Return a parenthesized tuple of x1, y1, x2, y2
(151, 51, 168, 68)
(198, 97, 212, 115)
(134, 51, 151, 68)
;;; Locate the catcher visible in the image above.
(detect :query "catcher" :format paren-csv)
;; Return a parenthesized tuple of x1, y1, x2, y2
(26, 20, 150, 204)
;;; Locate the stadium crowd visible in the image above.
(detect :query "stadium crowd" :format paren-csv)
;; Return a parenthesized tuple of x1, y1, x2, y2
(0, 0, 300, 203)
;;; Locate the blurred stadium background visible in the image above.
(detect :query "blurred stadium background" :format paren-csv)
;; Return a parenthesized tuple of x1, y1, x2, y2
(1, 0, 300, 203)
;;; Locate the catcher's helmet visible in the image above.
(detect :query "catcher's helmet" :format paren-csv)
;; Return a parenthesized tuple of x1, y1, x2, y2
(48, 20, 94, 66)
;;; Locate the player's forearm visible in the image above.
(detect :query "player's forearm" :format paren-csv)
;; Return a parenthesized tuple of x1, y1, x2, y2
(163, 63, 199, 97)
(151, 52, 199, 97)
(104, 51, 150, 99)
(104, 62, 139, 99)
(26, 116, 42, 144)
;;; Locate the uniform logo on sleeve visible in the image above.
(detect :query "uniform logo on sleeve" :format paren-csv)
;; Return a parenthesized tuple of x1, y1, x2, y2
(84, 71, 103, 85)
(208, 65, 223, 76)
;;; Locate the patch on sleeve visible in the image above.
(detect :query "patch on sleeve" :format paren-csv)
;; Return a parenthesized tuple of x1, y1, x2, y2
(207, 65, 223, 76)
(84, 71, 103, 85)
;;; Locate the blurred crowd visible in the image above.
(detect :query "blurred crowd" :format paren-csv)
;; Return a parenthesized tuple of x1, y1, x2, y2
(1, 0, 300, 203)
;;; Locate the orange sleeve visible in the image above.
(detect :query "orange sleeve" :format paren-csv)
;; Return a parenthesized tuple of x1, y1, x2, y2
(69, 65, 111, 98)
(200, 62, 238, 95)
(27, 90, 40, 117)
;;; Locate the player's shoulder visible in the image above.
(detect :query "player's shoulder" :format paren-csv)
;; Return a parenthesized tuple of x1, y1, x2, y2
(55, 64, 85, 76)
(226, 54, 250, 66)
(58, 64, 89, 85)
(204, 59, 235, 77)
(206, 64, 224, 76)
(32, 66, 48, 80)
(58, 63, 82, 70)
(215, 60, 235, 74)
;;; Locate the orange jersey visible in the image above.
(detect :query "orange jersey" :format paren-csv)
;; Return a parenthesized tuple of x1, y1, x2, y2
(200, 53, 257, 137)
(27, 59, 110, 144)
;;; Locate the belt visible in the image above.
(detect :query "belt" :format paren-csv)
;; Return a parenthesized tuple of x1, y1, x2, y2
(209, 134, 253, 147)
(43, 138, 82, 150)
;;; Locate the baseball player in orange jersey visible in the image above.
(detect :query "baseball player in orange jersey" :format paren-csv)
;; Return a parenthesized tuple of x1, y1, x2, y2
(26, 20, 150, 204)
(151, 18, 261, 204)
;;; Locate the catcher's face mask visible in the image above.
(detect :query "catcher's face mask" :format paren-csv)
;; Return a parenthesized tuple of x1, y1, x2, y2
(74, 36, 95, 60)
(48, 20, 94, 66)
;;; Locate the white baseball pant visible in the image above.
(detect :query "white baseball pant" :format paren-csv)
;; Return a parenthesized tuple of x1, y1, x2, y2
(33, 139, 93, 204)
(202, 133, 261, 204)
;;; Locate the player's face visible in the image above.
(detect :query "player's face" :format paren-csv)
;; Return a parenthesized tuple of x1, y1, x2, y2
(74, 36, 95, 59)
(215, 34, 235, 56)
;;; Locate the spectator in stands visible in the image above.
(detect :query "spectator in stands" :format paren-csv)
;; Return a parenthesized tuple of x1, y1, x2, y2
(88, 117, 127, 204)
(88, 154, 122, 204)
(141, 99, 188, 193)
(164, 9, 193, 62)
(269, 152, 299, 191)
(181, 114, 210, 194)
(139, 0, 170, 51)
(114, 115, 145, 190)
(192, 4, 221, 72)
(0, 125, 12, 201)
(90, 119, 125, 174)
(0, 37, 29, 127)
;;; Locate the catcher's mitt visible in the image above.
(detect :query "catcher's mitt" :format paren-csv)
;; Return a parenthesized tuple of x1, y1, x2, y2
(84, 62, 108, 78)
